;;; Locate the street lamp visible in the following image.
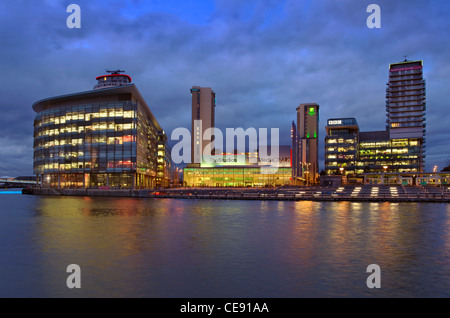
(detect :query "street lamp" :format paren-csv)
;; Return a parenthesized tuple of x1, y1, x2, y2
(339, 167, 345, 186)
(304, 162, 311, 186)
(383, 165, 388, 185)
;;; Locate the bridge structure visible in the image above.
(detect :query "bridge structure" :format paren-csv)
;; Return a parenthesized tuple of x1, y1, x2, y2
(0, 178, 40, 187)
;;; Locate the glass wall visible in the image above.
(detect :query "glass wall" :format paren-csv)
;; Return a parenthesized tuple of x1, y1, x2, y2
(324, 135, 358, 175)
(358, 138, 422, 173)
(34, 101, 169, 188)
(183, 167, 292, 187)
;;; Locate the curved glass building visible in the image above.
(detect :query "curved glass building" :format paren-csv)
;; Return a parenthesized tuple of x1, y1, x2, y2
(33, 72, 172, 189)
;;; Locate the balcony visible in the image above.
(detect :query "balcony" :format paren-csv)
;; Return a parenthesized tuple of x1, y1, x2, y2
(387, 85, 424, 92)
(387, 90, 425, 97)
(388, 80, 425, 87)
(388, 96, 425, 103)
(388, 74, 423, 81)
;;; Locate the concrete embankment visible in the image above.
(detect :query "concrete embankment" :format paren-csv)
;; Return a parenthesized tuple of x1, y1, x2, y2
(22, 187, 151, 198)
(22, 187, 450, 203)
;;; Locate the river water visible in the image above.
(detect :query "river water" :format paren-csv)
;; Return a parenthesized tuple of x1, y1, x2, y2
(0, 192, 449, 297)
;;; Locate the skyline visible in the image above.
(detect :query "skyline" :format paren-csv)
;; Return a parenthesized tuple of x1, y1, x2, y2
(1, 0, 450, 176)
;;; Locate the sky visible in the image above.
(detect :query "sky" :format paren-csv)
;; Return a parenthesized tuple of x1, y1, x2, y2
(0, 0, 449, 176)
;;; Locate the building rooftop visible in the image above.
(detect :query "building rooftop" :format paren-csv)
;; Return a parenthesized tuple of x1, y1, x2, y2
(32, 83, 163, 131)
(359, 130, 389, 142)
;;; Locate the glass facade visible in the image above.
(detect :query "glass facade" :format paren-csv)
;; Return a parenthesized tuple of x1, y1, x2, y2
(325, 135, 358, 175)
(324, 118, 359, 175)
(358, 138, 421, 173)
(183, 167, 292, 187)
(324, 118, 421, 175)
(33, 85, 172, 189)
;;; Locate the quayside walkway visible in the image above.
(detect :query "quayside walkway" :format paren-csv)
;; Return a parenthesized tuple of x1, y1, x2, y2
(24, 185, 450, 202)
(150, 185, 450, 202)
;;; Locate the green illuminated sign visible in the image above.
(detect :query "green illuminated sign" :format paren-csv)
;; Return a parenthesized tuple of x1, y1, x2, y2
(309, 107, 315, 116)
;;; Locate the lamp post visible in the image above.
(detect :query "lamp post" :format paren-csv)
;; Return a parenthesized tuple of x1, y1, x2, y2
(383, 165, 388, 184)
(339, 167, 344, 186)
(305, 162, 311, 186)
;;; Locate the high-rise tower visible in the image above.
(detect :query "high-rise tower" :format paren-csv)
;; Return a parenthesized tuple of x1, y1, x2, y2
(191, 86, 216, 164)
(386, 59, 426, 170)
(293, 103, 319, 185)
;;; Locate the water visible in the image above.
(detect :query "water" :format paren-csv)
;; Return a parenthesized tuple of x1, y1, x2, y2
(0, 192, 449, 298)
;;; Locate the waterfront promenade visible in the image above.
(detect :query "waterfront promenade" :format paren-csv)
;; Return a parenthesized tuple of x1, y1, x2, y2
(23, 185, 450, 202)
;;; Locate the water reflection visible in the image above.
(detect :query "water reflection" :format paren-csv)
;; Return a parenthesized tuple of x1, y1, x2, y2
(6, 196, 448, 297)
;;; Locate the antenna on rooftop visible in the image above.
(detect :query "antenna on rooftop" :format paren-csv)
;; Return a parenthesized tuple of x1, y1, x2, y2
(106, 69, 126, 75)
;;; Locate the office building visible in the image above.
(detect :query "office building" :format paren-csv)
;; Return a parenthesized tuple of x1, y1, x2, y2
(358, 132, 422, 173)
(322, 126, 423, 176)
(191, 86, 216, 163)
(33, 72, 172, 189)
(323, 59, 427, 178)
(323, 120, 423, 175)
(292, 103, 319, 185)
(324, 118, 359, 175)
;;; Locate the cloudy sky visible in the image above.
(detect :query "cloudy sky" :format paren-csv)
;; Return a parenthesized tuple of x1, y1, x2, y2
(1, 0, 449, 176)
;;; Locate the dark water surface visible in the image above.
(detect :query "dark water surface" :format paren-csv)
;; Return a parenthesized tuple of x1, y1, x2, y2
(0, 193, 449, 297)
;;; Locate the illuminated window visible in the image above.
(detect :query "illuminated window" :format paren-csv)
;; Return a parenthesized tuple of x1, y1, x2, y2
(124, 111, 134, 118)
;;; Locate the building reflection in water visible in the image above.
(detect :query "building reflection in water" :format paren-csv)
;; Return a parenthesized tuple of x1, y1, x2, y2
(31, 196, 450, 297)
(34, 196, 183, 296)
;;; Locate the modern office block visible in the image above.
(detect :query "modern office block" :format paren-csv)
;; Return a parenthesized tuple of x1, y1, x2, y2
(33, 73, 172, 189)
(324, 118, 359, 175)
(358, 132, 422, 173)
(323, 59, 427, 177)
